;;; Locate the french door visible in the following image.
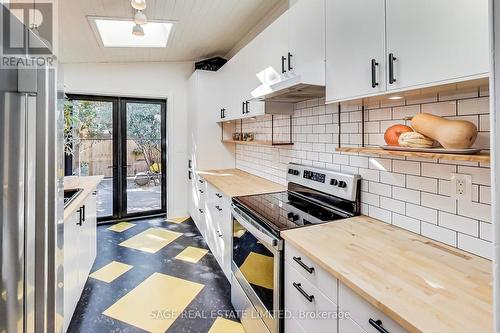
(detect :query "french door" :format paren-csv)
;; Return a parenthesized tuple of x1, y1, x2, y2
(66, 95, 167, 222)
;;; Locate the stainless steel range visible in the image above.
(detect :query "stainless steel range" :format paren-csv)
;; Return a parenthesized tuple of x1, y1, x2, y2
(230, 163, 361, 333)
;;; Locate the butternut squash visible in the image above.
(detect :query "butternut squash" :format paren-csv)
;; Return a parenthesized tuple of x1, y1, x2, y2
(411, 113, 477, 149)
(398, 131, 434, 148)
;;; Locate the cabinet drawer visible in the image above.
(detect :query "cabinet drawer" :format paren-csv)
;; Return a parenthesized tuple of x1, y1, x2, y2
(285, 262, 338, 333)
(285, 242, 337, 304)
(339, 283, 408, 333)
(339, 317, 367, 333)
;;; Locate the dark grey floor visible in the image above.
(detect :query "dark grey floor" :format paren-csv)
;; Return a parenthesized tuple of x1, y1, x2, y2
(68, 217, 238, 333)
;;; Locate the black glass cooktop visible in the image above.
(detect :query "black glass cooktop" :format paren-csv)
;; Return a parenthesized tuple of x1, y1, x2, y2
(233, 183, 357, 235)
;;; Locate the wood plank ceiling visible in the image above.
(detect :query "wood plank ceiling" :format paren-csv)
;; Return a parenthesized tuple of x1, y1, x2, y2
(59, 0, 282, 63)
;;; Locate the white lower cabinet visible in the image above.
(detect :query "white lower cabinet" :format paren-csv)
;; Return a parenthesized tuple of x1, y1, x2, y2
(64, 192, 97, 332)
(285, 243, 408, 333)
(194, 181, 233, 281)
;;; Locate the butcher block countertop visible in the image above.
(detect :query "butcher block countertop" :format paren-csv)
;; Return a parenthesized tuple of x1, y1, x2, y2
(197, 169, 285, 197)
(282, 216, 493, 333)
(64, 176, 104, 221)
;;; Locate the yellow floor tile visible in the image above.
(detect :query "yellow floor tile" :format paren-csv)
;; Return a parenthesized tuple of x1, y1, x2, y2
(174, 246, 209, 263)
(119, 228, 182, 254)
(166, 216, 190, 224)
(89, 261, 133, 283)
(107, 222, 136, 232)
(208, 317, 245, 333)
(240, 252, 274, 290)
(103, 272, 204, 333)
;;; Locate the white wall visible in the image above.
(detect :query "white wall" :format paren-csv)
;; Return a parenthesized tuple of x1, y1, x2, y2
(63, 61, 194, 218)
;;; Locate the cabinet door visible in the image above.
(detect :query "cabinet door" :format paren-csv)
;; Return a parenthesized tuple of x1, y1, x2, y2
(217, 195, 233, 280)
(85, 193, 97, 273)
(386, 0, 489, 91)
(248, 11, 289, 87)
(326, 0, 386, 103)
(63, 212, 81, 332)
(288, 0, 325, 85)
(220, 52, 248, 120)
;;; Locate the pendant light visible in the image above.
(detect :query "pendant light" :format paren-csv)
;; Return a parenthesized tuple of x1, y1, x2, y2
(134, 10, 147, 25)
(131, 0, 146, 10)
(132, 24, 144, 36)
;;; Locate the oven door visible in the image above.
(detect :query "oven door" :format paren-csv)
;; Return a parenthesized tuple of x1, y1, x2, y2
(231, 204, 282, 333)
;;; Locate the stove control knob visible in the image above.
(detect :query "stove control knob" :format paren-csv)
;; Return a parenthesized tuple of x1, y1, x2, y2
(330, 179, 338, 186)
(338, 181, 347, 188)
(293, 170, 300, 176)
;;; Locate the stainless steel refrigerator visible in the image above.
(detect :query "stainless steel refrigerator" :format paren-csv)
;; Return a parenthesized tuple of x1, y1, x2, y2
(0, 5, 64, 333)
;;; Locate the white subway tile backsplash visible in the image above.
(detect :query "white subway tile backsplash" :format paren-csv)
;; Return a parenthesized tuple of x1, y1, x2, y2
(393, 160, 420, 176)
(406, 175, 438, 193)
(457, 234, 492, 259)
(438, 212, 478, 237)
(392, 213, 421, 234)
(235, 95, 491, 258)
(406, 203, 438, 224)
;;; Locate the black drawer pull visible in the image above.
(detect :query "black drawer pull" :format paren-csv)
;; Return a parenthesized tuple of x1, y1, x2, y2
(199, 179, 204, 184)
(216, 193, 222, 198)
(215, 205, 222, 211)
(388, 53, 397, 84)
(293, 256, 314, 274)
(288, 52, 293, 71)
(369, 319, 390, 333)
(371, 59, 379, 88)
(281, 55, 287, 73)
(292, 282, 314, 302)
(199, 189, 204, 194)
(198, 209, 204, 214)
(77, 207, 83, 226)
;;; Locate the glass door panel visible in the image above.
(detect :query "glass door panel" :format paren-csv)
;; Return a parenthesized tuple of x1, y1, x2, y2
(123, 100, 166, 216)
(65, 98, 116, 220)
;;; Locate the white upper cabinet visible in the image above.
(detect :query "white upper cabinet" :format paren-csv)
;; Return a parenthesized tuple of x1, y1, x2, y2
(288, 0, 325, 85)
(385, 0, 489, 91)
(326, 0, 489, 103)
(326, 0, 386, 103)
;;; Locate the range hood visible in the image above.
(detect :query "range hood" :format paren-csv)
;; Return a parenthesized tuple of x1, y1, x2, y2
(251, 73, 325, 104)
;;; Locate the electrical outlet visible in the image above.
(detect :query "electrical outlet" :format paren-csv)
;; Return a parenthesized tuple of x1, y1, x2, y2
(450, 173, 472, 201)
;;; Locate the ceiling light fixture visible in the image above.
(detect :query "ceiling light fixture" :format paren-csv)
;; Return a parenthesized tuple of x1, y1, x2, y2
(132, 24, 144, 36)
(134, 10, 147, 25)
(131, 0, 146, 10)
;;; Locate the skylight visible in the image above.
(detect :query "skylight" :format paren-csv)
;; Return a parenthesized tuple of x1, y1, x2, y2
(89, 17, 173, 48)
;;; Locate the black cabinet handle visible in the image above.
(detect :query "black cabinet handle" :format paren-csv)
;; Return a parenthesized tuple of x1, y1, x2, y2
(198, 209, 204, 214)
(199, 179, 204, 184)
(188, 159, 192, 169)
(215, 205, 222, 211)
(288, 52, 293, 71)
(371, 59, 379, 88)
(77, 207, 83, 226)
(216, 193, 222, 198)
(199, 189, 204, 194)
(222, 108, 226, 118)
(388, 53, 397, 84)
(293, 256, 315, 274)
(281, 55, 287, 74)
(369, 319, 391, 333)
(292, 282, 314, 302)
(245, 101, 249, 114)
(82, 205, 86, 222)
(242, 102, 245, 115)
(188, 170, 192, 180)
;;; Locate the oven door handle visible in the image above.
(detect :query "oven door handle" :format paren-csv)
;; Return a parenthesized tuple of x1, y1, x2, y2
(231, 204, 282, 251)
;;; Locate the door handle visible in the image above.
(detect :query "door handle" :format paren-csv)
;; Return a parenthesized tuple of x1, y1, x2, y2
(245, 101, 249, 114)
(198, 209, 204, 214)
(242, 102, 245, 115)
(188, 170, 192, 180)
(199, 189, 204, 194)
(215, 205, 222, 211)
(292, 282, 314, 302)
(371, 59, 379, 88)
(82, 205, 86, 222)
(288, 52, 293, 71)
(222, 108, 226, 118)
(281, 55, 287, 74)
(369, 319, 391, 333)
(188, 159, 192, 169)
(388, 53, 397, 84)
(293, 256, 315, 274)
(77, 207, 83, 226)
(215, 193, 222, 198)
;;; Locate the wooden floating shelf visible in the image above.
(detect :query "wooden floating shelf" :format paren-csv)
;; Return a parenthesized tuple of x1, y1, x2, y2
(335, 147, 490, 163)
(222, 140, 294, 147)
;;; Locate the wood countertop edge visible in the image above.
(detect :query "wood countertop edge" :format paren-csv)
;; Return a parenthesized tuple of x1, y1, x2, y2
(281, 217, 492, 333)
(197, 169, 286, 197)
(63, 176, 104, 221)
(282, 232, 419, 333)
